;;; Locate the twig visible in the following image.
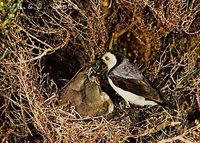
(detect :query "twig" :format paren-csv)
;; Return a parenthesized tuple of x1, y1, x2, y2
(132, 121, 181, 137)
(158, 135, 193, 143)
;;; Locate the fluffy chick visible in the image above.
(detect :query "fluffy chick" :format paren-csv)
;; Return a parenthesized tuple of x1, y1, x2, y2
(59, 70, 114, 116)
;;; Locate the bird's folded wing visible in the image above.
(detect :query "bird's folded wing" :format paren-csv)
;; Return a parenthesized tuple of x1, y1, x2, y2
(109, 75, 163, 103)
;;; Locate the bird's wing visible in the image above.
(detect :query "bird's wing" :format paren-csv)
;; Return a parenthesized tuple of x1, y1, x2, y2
(112, 58, 144, 80)
(109, 74, 163, 103)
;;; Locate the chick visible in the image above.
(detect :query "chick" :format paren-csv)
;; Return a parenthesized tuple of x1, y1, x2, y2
(59, 71, 87, 107)
(59, 69, 114, 116)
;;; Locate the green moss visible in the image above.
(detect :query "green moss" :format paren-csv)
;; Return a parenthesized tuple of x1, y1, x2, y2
(0, 0, 21, 30)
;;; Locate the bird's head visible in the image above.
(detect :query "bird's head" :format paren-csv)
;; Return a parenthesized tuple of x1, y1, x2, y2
(101, 52, 117, 71)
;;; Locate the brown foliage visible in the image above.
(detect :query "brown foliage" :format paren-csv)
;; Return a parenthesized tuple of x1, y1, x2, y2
(0, 0, 199, 142)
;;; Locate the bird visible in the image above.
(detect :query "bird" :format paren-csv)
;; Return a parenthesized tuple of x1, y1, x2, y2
(101, 52, 163, 107)
(59, 71, 87, 107)
(59, 69, 114, 116)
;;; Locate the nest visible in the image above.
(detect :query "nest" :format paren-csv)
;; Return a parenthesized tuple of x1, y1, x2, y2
(0, 0, 199, 142)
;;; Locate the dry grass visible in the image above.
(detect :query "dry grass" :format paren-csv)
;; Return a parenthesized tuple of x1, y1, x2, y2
(0, 0, 199, 142)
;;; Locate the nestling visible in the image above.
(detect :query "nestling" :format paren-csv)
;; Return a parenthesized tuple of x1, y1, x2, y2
(59, 69, 114, 116)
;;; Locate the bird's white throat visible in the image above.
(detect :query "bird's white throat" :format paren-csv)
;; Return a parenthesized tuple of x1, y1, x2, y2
(107, 59, 117, 71)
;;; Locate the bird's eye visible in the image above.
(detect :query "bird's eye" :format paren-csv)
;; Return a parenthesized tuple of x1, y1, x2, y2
(105, 56, 109, 61)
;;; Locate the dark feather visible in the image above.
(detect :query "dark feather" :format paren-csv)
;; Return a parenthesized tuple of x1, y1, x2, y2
(109, 74, 163, 103)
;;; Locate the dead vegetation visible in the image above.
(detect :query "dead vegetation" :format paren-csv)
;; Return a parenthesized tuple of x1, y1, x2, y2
(0, 0, 199, 142)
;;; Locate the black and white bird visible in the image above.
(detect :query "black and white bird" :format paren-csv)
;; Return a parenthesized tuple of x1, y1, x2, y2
(102, 52, 163, 107)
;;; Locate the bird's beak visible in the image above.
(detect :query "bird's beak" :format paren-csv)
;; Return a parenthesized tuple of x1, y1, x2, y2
(95, 57, 105, 65)
(94, 53, 105, 63)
